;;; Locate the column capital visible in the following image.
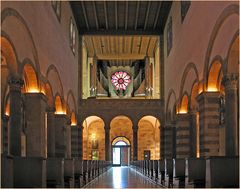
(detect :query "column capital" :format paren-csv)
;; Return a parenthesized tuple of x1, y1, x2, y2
(8, 76, 24, 90)
(222, 73, 238, 91)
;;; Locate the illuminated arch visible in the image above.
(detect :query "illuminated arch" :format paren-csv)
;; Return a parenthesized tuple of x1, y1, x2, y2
(44, 82, 54, 108)
(190, 81, 199, 110)
(22, 60, 39, 93)
(82, 116, 105, 160)
(203, 4, 239, 88)
(138, 115, 160, 160)
(1, 36, 18, 75)
(54, 94, 65, 114)
(207, 60, 222, 92)
(67, 90, 77, 115)
(1, 7, 40, 73)
(70, 111, 77, 126)
(178, 93, 189, 114)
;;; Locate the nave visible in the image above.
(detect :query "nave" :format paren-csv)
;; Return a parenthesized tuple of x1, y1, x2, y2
(84, 166, 160, 188)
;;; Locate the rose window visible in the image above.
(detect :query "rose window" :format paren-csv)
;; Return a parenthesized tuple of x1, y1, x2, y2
(111, 71, 131, 90)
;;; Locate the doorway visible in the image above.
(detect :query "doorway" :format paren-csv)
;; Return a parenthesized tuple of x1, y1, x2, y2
(112, 137, 130, 166)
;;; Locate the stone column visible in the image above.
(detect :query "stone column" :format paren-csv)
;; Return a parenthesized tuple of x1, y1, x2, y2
(77, 120, 83, 160)
(105, 126, 110, 161)
(24, 93, 47, 157)
(196, 92, 221, 157)
(71, 125, 78, 158)
(133, 126, 138, 160)
(2, 115, 9, 154)
(176, 113, 191, 158)
(189, 111, 197, 157)
(164, 122, 175, 158)
(66, 118, 72, 158)
(90, 55, 97, 97)
(55, 114, 68, 158)
(222, 74, 239, 156)
(160, 124, 165, 159)
(46, 107, 55, 157)
(8, 76, 23, 156)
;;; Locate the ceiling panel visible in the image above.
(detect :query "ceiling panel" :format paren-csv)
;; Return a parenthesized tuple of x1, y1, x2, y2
(71, 1, 172, 35)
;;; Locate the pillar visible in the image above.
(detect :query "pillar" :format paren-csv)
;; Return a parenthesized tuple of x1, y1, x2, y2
(77, 120, 83, 160)
(71, 125, 78, 158)
(46, 107, 55, 157)
(164, 122, 176, 158)
(222, 74, 239, 156)
(105, 126, 110, 161)
(196, 92, 221, 157)
(66, 118, 72, 158)
(8, 76, 23, 156)
(133, 126, 138, 160)
(176, 113, 191, 158)
(55, 114, 68, 157)
(24, 93, 47, 157)
(2, 115, 9, 154)
(189, 111, 197, 157)
(160, 124, 165, 159)
(90, 55, 97, 97)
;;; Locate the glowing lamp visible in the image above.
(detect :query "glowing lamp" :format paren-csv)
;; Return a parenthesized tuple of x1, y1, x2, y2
(28, 87, 40, 93)
(55, 111, 66, 115)
(207, 87, 218, 92)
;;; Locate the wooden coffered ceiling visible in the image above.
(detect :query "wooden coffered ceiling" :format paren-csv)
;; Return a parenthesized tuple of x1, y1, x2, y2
(71, 1, 172, 66)
(84, 35, 159, 61)
(70, 1, 172, 35)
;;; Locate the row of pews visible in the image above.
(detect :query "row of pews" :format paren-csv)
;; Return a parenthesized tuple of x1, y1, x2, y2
(131, 157, 239, 188)
(1, 154, 112, 188)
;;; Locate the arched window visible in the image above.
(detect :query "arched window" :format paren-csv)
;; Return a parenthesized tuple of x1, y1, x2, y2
(70, 18, 76, 54)
(52, 0, 61, 21)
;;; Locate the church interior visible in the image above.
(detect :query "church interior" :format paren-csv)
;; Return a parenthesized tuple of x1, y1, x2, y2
(1, 1, 239, 188)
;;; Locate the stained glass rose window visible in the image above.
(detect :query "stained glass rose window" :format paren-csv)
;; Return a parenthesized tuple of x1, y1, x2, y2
(111, 71, 131, 90)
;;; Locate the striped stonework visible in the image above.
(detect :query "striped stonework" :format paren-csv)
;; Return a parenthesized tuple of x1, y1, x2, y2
(196, 92, 221, 157)
(176, 114, 191, 158)
(71, 126, 79, 157)
(54, 114, 68, 158)
(164, 123, 176, 158)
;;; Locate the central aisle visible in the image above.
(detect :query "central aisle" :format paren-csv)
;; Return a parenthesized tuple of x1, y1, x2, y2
(84, 166, 161, 188)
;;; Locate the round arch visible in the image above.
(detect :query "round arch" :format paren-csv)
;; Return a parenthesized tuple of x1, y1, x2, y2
(82, 115, 105, 160)
(226, 34, 239, 74)
(112, 136, 131, 146)
(138, 115, 160, 160)
(203, 4, 239, 89)
(178, 62, 199, 103)
(21, 60, 39, 93)
(166, 89, 177, 122)
(46, 64, 64, 98)
(1, 35, 18, 75)
(1, 7, 40, 73)
(207, 59, 222, 92)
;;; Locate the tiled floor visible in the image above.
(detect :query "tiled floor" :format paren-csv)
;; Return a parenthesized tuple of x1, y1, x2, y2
(84, 166, 161, 188)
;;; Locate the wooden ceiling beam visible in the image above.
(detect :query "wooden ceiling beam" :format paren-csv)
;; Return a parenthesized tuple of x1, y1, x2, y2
(97, 53, 146, 60)
(115, 1, 118, 30)
(134, 1, 140, 30)
(81, 1, 89, 30)
(144, 2, 151, 30)
(125, 2, 128, 30)
(79, 30, 161, 35)
(92, 1, 99, 30)
(153, 2, 162, 29)
(104, 1, 108, 30)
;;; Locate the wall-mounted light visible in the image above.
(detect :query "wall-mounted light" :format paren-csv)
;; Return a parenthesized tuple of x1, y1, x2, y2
(28, 87, 40, 93)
